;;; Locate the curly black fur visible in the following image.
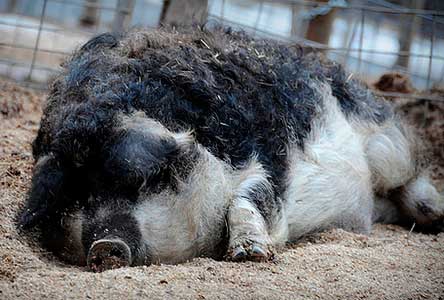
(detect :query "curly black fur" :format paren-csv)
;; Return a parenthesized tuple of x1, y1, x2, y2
(19, 26, 393, 248)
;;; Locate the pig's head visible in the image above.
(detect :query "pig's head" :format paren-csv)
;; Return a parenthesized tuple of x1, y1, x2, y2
(19, 111, 232, 271)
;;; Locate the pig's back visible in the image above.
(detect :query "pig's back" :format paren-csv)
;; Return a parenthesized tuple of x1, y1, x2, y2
(35, 27, 393, 189)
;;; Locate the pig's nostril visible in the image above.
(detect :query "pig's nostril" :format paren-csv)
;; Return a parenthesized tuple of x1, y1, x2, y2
(87, 238, 132, 272)
(109, 248, 123, 257)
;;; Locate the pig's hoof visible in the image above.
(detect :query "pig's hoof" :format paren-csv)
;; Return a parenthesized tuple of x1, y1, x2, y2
(87, 239, 132, 272)
(226, 242, 273, 262)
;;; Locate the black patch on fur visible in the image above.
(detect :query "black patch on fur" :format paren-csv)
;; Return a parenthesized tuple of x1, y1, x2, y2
(301, 52, 394, 124)
(101, 129, 180, 196)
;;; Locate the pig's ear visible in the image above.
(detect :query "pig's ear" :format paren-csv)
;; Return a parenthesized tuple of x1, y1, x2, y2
(17, 154, 68, 229)
(105, 126, 173, 188)
(105, 113, 196, 191)
(115, 111, 196, 161)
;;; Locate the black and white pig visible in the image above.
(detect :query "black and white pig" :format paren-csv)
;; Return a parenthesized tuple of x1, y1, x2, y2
(18, 27, 444, 272)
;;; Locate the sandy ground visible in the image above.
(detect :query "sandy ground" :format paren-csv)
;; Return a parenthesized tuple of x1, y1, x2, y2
(1, 80, 444, 300)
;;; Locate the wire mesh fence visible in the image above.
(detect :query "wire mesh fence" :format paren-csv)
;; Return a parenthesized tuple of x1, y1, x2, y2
(0, 0, 443, 102)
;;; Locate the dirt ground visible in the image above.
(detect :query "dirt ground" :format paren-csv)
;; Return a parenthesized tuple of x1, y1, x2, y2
(1, 79, 444, 300)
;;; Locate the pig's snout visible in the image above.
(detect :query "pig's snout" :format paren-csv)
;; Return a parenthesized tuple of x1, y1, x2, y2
(87, 238, 132, 272)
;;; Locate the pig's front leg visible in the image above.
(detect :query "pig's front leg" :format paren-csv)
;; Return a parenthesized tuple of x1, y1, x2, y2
(226, 160, 275, 262)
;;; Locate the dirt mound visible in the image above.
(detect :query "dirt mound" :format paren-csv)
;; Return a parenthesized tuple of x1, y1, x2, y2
(373, 72, 415, 94)
(0, 80, 42, 119)
(398, 95, 444, 188)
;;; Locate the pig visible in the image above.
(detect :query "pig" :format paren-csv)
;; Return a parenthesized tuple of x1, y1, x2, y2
(18, 27, 444, 272)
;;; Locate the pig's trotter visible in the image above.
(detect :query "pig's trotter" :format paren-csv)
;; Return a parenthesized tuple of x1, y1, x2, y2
(226, 161, 275, 262)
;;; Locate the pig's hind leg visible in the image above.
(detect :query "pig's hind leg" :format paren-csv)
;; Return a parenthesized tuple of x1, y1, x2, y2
(226, 159, 278, 262)
(368, 119, 444, 231)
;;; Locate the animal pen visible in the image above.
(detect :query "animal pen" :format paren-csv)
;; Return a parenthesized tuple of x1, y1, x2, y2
(0, 0, 443, 99)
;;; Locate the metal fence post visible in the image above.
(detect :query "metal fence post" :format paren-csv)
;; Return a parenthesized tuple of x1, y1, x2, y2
(7, 0, 18, 12)
(357, 9, 365, 74)
(80, 0, 99, 27)
(160, 0, 208, 26)
(28, 0, 48, 82)
(112, 0, 135, 33)
(426, 14, 435, 89)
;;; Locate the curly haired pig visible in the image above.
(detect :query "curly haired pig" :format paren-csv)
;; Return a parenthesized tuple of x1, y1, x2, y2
(18, 27, 444, 272)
